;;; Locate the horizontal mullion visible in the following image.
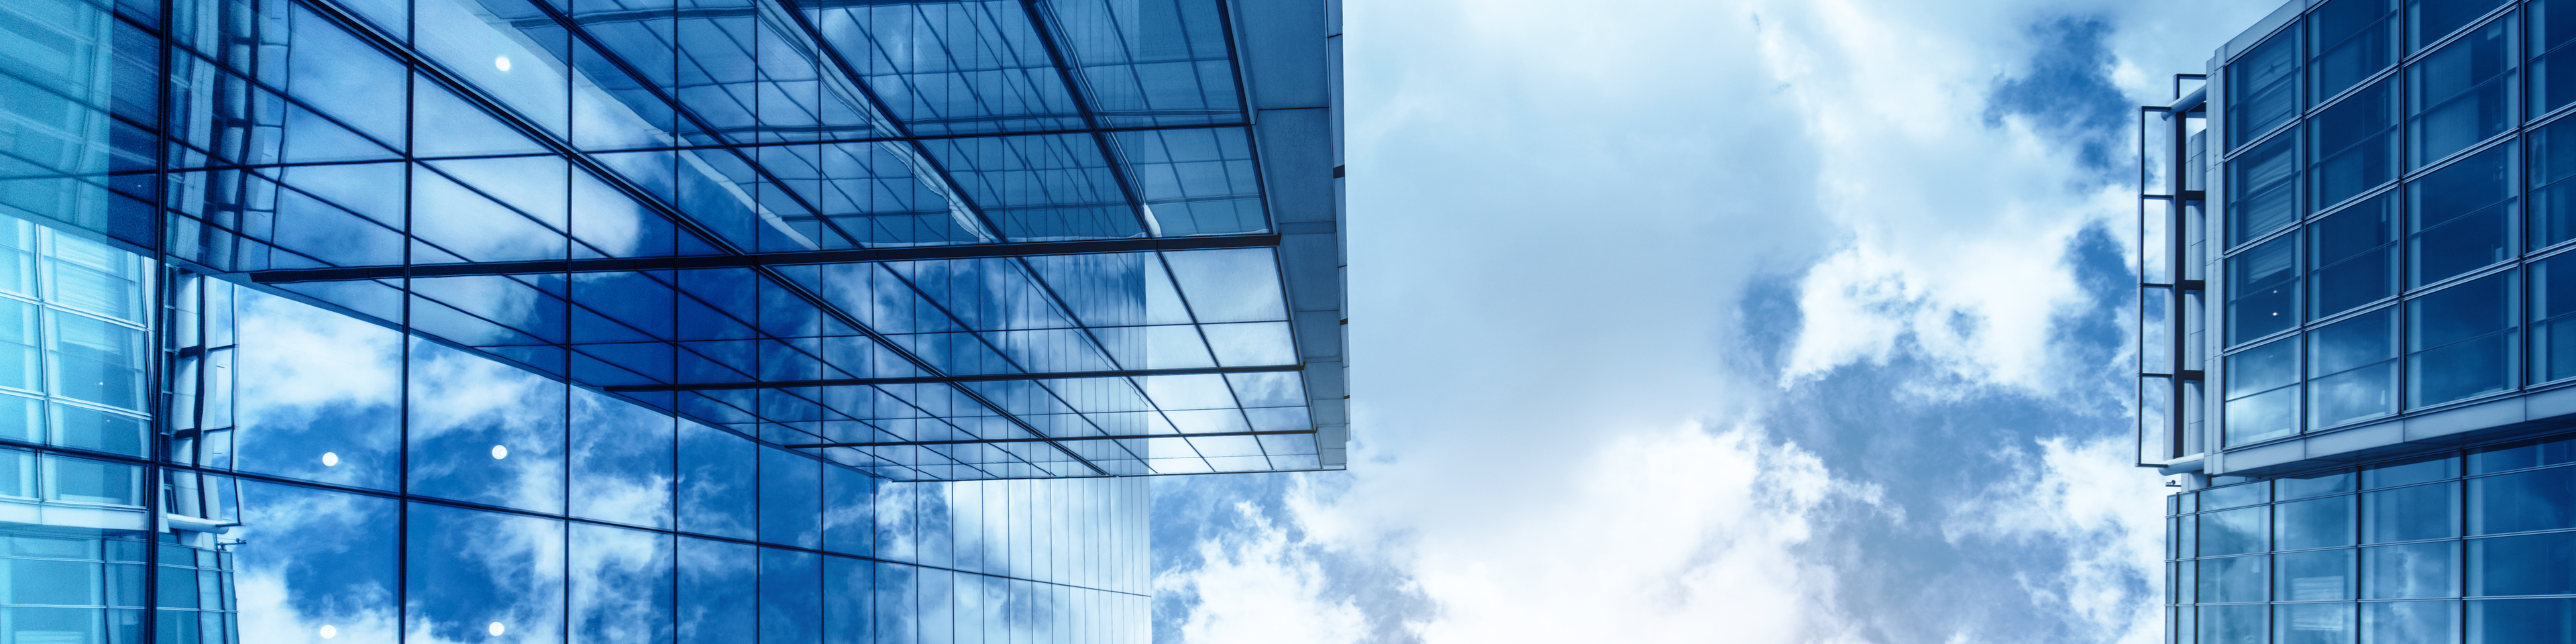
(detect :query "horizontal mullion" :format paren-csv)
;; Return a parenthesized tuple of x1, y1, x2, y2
(786, 429, 1312, 449)
(603, 364, 1303, 391)
(246, 234, 1279, 282)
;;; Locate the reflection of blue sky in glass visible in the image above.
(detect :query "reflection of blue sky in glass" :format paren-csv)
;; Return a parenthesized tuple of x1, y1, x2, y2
(407, 502, 566, 644)
(236, 290, 403, 490)
(235, 481, 399, 644)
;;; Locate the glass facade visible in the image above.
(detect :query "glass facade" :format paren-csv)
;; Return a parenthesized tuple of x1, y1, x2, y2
(2148, 2, 2576, 642)
(0, 0, 1342, 638)
(2165, 432, 2576, 644)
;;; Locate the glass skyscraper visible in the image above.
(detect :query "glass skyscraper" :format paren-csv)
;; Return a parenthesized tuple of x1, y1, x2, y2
(2142, 0, 2576, 642)
(0, 0, 1343, 639)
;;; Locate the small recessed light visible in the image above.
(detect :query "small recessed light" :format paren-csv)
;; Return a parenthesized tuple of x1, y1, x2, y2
(494, 56, 512, 72)
(490, 445, 509, 460)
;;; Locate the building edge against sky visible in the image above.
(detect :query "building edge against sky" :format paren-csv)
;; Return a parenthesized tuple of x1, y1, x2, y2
(2142, 0, 2576, 642)
(0, 0, 1342, 640)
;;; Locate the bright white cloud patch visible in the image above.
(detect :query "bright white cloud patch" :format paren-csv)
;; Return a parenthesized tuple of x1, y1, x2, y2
(1942, 437, 2169, 644)
(1155, 503, 1373, 643)
(1163, 425, 1882, 644)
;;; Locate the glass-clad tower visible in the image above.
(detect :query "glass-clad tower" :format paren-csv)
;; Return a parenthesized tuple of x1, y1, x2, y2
(0, 0, 1344, 639)
(2141, 0, 2576, 642)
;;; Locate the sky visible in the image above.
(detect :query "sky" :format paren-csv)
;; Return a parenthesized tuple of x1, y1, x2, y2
(1148, 1, 2286, 642)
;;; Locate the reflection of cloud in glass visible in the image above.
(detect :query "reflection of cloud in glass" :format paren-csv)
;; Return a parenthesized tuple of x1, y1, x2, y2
(407, 338, 566, 513)
(570, 523, 673, 644)
(570, 387, 674, 528)
(233, 480, 399, 644)
(406, 502, 566, 644)
(236, 290, 402, 490)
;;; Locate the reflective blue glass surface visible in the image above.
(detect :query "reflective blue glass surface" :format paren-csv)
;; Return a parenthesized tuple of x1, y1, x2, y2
(0, 0, 1332, 635)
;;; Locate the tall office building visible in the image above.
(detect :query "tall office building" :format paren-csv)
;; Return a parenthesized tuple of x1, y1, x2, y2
(0, 0, 1343, 639)
(2140, 1, 2576, 642)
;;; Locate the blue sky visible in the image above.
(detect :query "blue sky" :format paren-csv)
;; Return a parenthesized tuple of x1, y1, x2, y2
(1149, 1, 2284, 642)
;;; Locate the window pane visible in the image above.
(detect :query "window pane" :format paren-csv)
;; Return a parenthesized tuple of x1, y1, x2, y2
(2410, 13, 2518, 166)
(407, 337, 567, 513)
(2369, 455, 2461, 488)
(2312, 196, 2399, 317)
(2469, 467, 2576, 534)
(2313, 79, 2401, 210)
(757, 447, 820, 549)
(2233, 136, 2302, 246)
(570, 523, 675, 644)
(2365, 482, 2460, 543)
(680, 537, 755, 644)
(2534, 0, 2576, 116)
(2280, 548, 2359, 600)
(2469, 433, 2576, 473)
(2312, 309, 2398, 426)
(2280, 602, 2358, 644)
(2415, 0, 2512, 52)
(2470, 598, 2576, 644)
(406, 502, 566, 644)
(2530, 117, 2576, 248)
(2281, 495, 2359, 549)
(2365, 541, 2459, 598)
(2314, 0, 2399, 104)
(2232, 30, 2301, 150)
(2409, 272, 2516, 407)
(2284, 470, 2362, 498)
(2233, 235, 2301, 341)
(2202, 554, 2271, 602)
(679, 421, 755, 540)
(2469, 532, 2575, 596)
(2204, 506, 2272, 555)
(233, 480, 398, 643)
(234, 289, 402, 492)
(2207, 481, 2273, 509)
(759, 548, 820, 644)
(2409, 143, 2516, 286)
(570, 387, 675, 528)
(2536, 256, 2576, 382)
(2204, 603, 2270, 644)
(2363, 600, 2459, 644)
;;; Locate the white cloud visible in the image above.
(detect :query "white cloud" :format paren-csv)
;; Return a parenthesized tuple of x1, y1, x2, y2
(1941, 436, 2170, 644)
(1158, 0, 2277, 641)
(1155, 502, 1373, 643)
(1160, 423, 1888, 644)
